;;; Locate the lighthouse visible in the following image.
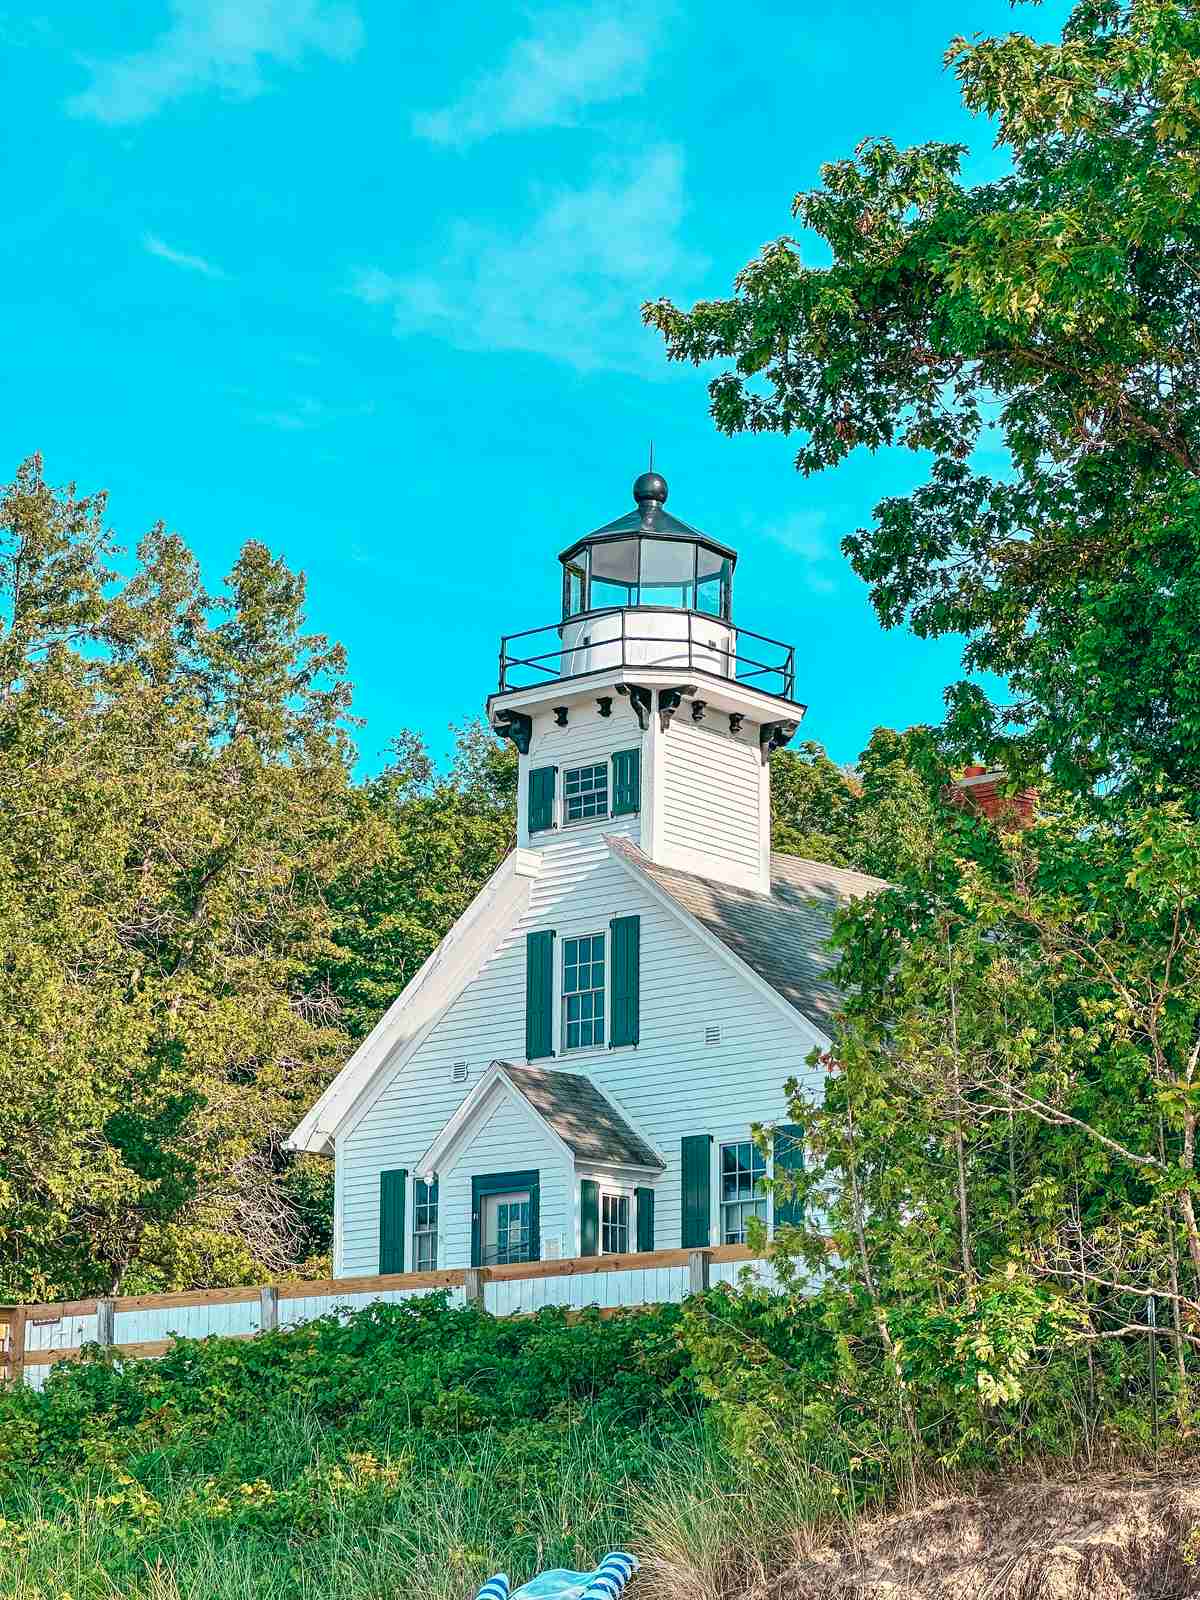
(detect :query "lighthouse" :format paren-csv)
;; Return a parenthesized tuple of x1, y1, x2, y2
(488, 471, 806, 894)
(291, 466, 878, 1284)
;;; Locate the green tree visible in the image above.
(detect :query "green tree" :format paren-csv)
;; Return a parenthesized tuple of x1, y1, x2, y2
(769, 727, 941, 879)
(0, 457, 376, 1299)
(322, 722, 516, 1040)
(645, 0, 1200, 802)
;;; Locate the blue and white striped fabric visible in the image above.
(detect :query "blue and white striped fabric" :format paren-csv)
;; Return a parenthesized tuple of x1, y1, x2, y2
(474, 1552, 638, 1600)
(475, 1578, 511, 1600)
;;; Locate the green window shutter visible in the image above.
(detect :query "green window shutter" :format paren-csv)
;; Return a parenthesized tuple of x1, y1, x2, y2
(680, 1135, 712, 1247)
(379, 1168, 407, 1275)
(580, 1179, 600, 1257)
(773, 1125, 806, 1231)
(609, 914, 640, 1047)
(525, 929, 555, 1060)
(635, 1186, 655, 1252)
(611, 747, 641, 817)
(528, 766, 556, 834)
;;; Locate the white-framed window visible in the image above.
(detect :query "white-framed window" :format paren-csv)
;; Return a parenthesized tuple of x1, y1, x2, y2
(413, 1178, 438, 1271)
(720, 1139, 768, 1244)
(563, 763, 609, 824)
(601, 1191, 629, 1254)
(562, 932, 605, 1050)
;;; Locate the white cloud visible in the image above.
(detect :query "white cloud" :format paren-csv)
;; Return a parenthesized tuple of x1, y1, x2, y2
(349, 145, 700, 374)
(413, 3, 661, 148)
(766, 510, 841, 593)
(143, 233, 228, 278)
(67, 0, 363, 125)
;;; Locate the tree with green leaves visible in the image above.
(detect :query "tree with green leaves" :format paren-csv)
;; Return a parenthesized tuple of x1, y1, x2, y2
(770, 727, 941, 879)
(645, 0, 1200, 802)
(0, 457, 376, 1299)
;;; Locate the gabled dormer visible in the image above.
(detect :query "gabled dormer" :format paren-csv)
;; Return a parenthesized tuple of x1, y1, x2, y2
(488, 472, 807, 894)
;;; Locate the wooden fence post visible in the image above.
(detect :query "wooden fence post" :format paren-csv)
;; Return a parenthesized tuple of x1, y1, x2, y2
(6, 1308, 26, 1387)
(463, 1269, 484, 1309)
(96, 1299, 115, 1349)
(688, 1250, 711, 1294)
(259, 1285, 279, 1333)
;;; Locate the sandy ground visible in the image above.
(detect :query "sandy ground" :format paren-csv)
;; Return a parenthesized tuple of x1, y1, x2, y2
(758, 1472, 1200, 1600)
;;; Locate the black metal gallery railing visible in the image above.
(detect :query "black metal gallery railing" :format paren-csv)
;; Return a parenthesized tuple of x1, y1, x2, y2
(497, 608, 796, 701)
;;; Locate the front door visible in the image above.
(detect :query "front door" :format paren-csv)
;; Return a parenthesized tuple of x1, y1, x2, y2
(482, 1190, 532, 1265)
(471, 1169, 541, 1268)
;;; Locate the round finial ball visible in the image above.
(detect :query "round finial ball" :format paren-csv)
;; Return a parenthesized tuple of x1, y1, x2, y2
(633, 471, 668, 504)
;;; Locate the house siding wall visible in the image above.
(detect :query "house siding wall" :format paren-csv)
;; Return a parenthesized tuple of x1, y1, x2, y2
(337, 828, 817, 1274)
(660, 720, 766, 884)
(518, 703, 647, 853)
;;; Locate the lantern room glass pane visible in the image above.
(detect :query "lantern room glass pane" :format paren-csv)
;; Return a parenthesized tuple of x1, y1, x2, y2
(564, 556, 587, 617)
(638, 539, 695, 608)
(590, 539, 638, 609)
(696, 547, 730, 618)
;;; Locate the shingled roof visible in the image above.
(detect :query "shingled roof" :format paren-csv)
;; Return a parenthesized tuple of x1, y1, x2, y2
(608, 837, 887, 1033)
(499, 1062, 664, 1170)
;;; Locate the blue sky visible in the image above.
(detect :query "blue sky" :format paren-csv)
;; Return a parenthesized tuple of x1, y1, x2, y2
(2, 0, 1068, 773)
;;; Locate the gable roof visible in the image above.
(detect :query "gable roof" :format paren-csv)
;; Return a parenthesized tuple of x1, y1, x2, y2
(500, 1063, 665, 1170)
(607, 837, 886, 1033)
(285, 848, 543, 1155)
(417, 1059, 666, 1177)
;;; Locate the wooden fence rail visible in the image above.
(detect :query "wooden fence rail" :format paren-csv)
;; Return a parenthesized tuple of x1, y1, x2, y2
(0, 1244, 776, 1387)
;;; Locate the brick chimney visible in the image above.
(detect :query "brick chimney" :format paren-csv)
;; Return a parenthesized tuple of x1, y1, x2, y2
(947, 766, 1037, 828)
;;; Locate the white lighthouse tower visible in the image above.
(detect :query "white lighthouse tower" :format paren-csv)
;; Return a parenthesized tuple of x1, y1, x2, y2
(488, 470, 806, 894)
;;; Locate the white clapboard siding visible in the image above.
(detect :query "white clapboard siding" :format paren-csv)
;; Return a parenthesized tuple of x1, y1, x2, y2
(483, 1263, 692, 1316)
(662, 720, 762, 875)
(339, 835, 818, 1274)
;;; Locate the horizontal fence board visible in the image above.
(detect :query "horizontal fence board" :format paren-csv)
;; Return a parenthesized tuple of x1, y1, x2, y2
(276, 1267, 467, 1300)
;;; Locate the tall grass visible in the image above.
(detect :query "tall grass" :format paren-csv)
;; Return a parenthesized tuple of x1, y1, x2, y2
(0, 1405, 867, 1600)
(0, 1410, 673, 1600)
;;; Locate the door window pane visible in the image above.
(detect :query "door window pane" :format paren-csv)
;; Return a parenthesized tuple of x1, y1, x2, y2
(483, 1190, 533, 1265)
(563, 934, 605, 1050)
(720, 1140, 767, 1243)
(638, 539, 695, 608)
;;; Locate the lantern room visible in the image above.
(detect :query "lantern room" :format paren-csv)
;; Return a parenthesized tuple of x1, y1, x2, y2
(492, 468, 798, 707)
(559, 472, 734, 623)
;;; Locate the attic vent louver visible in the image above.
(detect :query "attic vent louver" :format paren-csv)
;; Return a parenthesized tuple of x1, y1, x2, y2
(452, 1062, 469, 1083)
(704, 1025, 721, 1046)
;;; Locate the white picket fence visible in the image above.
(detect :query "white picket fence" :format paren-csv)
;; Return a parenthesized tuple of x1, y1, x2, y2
(2, 1245, 780, 1390)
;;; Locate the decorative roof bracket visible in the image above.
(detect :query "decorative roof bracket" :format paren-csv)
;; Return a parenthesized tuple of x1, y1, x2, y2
(759, 719, 799, 764)
(657, 685, 697, 732)
(493, 709, 532, 754)
(616, 683, 653, 731)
